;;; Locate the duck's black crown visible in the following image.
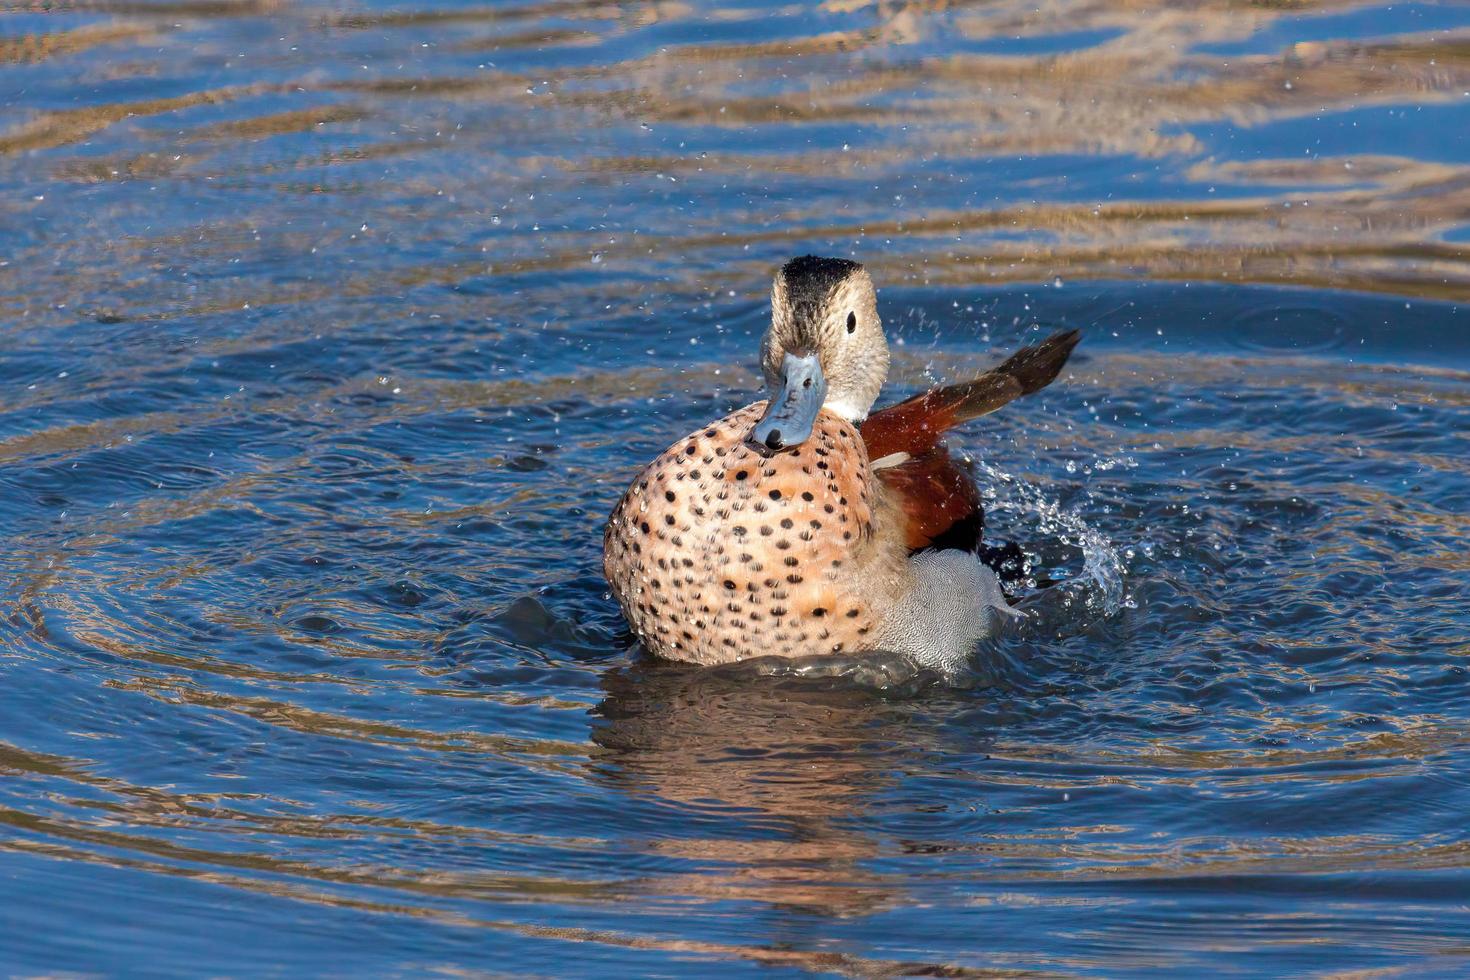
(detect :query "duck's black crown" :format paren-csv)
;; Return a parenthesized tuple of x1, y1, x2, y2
(781, 255, 862, 291)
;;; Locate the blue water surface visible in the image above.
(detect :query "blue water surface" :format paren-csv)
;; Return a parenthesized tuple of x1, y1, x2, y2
(2, 0, 1469, 975)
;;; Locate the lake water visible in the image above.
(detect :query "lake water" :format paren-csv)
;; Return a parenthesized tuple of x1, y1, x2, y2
(2, 0, 1469, 974)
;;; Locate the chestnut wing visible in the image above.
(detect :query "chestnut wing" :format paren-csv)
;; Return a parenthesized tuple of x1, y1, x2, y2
(861, 329, 1080, 552)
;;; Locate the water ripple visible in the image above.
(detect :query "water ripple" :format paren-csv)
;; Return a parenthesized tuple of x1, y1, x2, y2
(3, 0, 1470, 973)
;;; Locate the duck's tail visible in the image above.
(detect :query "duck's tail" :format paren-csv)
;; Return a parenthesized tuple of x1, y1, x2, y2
(861, 329, 1080, 458)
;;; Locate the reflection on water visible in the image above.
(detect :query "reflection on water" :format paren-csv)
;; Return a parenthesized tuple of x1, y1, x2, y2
(2, 0, 1470, 974)
(593, 666, 903, 919)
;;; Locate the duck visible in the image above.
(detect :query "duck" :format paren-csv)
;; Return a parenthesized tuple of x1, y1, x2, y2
(604, 256, 1079, 672)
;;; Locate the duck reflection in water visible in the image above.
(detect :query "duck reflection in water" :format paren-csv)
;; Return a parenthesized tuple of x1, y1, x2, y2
(588, 652, 1011, 921)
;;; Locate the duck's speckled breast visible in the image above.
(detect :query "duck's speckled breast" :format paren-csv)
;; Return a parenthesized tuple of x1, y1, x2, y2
(604, 402, 894, 665)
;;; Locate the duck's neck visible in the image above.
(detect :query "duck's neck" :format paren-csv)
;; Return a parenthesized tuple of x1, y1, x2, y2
(823, 394, 869, 423)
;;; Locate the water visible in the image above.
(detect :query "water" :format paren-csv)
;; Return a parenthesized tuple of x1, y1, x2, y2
(3, 0, 1469, 973)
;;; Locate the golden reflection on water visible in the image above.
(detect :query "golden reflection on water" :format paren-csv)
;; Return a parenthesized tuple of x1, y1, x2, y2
(0, 0, 1467, 325)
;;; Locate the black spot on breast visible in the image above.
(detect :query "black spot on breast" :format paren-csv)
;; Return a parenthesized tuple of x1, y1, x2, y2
(665, 490, 676, 502)
(801, 491, 814, 502)
(769, 489, 782, 501)
(735, 470, 748, 481)
(723, 580, 737, 590)
(780, 518, 794, 529)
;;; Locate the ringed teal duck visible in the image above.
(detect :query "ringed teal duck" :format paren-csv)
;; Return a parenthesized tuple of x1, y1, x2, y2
(604, 256, 1079, 671)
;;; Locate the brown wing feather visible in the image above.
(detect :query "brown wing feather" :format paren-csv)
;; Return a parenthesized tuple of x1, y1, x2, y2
(861, 329, 1080, 551)
(875, 448, 983, 551)
(861, 329, 1080, 459)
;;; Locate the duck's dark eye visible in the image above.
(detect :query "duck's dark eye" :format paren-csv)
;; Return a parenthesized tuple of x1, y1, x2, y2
(846, 312, 857, 333)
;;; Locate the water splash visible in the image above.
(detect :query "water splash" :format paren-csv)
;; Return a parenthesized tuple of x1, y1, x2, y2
(971, 457, 1129, 631)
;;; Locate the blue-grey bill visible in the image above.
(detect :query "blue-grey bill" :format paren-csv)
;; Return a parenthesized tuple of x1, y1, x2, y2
(750, 352, 827, 452)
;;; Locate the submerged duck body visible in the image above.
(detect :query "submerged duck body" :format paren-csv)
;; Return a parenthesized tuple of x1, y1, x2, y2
(604, 256, 1078, 672)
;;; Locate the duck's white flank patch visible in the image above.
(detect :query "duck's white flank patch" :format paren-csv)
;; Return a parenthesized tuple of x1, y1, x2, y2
(870, 451, 910, 470)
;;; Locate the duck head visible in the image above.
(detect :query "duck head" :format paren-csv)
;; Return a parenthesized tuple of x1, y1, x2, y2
(750, 256, 890, 453)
